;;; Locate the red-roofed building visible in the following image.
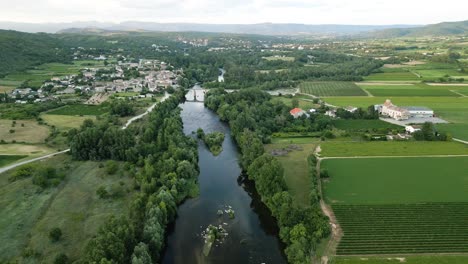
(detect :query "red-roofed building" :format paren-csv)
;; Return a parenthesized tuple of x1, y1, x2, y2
(290, 108, 308, 118)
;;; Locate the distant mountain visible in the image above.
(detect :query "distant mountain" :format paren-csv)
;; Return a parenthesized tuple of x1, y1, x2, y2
(369, 20, 468, 38)
(1, 21, 418, 36)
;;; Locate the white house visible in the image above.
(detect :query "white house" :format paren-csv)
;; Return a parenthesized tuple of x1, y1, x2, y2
(405, 125, 422, 134)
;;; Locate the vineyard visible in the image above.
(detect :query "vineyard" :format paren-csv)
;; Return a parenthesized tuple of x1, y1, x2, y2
(333, 203, 468, 255)
(299, 82, 367, 96)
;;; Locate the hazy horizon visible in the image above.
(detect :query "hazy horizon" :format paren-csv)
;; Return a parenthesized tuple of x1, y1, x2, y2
(1, 0, 467, 25)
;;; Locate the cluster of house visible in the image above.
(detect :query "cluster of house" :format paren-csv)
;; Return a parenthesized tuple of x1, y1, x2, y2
(377, 99, 434, 120)
(10, 59, 180, 103)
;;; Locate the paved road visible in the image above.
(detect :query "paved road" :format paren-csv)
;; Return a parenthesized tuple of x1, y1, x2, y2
(453, 138, 468, 145)
(0, 93, 171, 174)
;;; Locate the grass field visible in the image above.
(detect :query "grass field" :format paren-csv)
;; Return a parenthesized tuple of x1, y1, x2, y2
(271, 96, 318, 110)
(41, 114, 96, 130)
(265, 143, 316, 206)
(46, 104, 109, 116)
(319, 141, 468, 157)
(0, 85, 15, 93)
(300, 82, 367, 97)
(0, 155, 27, 167)
(364, 72, 420, 81)
(332, 119, 401, 132)
(333, 256, 468, 264)
(0, 144, 57, 156)
(0, 119, 50, 143)
(0, 156, 134, 263)
(322, 157, 468, 204)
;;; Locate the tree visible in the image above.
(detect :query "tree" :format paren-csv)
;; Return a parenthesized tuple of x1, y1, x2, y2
(54, 253, 69, 264)
(131, 243, 152, 264)
(49, 227, 62, 242)
(291, 98, 299, 108)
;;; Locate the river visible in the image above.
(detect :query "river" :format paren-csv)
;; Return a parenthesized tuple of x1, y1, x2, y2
(161, 101, 286, 264)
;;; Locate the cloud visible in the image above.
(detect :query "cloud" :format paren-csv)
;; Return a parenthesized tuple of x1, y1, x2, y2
(0, 0, 466, 25)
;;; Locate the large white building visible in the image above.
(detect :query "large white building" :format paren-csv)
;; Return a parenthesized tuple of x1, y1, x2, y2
(406, 106, 434, 118)
(380, 99, 409, 120)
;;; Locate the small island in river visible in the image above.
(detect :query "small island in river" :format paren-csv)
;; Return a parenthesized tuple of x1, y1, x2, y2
(196, 128, 225, 156)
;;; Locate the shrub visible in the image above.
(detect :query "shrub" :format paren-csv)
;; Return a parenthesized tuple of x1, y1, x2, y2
(54, 253, 69, 264)
(96, 186, 109, 199)
(105, 160, 119, 175)
(49, 227, 62, 242)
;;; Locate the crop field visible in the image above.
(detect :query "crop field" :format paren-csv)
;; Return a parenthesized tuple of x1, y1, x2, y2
(332, 119, 401, 131)
(359, 83, 466, 97)
(0, 156, 134, 263)
(0, 155, 27, 167)
(265, 143, 316, 206)
(334, 255, 468, 264)
(0, 119, 50, 143)
(46, 104, 109, 116)
(300, 82, 367, 97)
(41, 114, 96, 130)
(363, 72, 420, 81)
(319, 141, 468, 157)
(322, 157, 468, 204)
(333, 203, 468, 255)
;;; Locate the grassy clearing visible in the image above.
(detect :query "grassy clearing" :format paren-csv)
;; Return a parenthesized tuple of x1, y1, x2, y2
(271, 96, 318, 110)
(332, 119, 401, 131)
(333, 256, 468, 264)
(319, 141, 468, 157)
(0, 155, 27, 167)
(300, 82, 367, 97)
(271, 136, 320, 144)
(0, 119, 50, 143)
(334, 203, 468, 255)
(46, 104, 109, 116)
(0, 156, 134, 263)
(359, 83, 464, 97)
(262, 56, 295, 61)
(0, 85, 15, 93)
(41, 114, 96, 130)
(265, 143, 316, 206)
(322, 157, 468, 204)
(0, 144, 57, 156)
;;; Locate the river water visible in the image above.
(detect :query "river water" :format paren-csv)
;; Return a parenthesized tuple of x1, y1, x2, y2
(161, 101, 286, 264)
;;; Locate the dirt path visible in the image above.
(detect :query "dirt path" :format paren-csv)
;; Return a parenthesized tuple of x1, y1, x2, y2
(314, 146, 343, 264)
(320, 154, 468, 160)
(450, 90, 468, 97)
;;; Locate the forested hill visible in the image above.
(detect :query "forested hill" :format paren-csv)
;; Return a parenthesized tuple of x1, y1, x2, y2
(0, 30, 70, 77)
(369, 20, 468, 38)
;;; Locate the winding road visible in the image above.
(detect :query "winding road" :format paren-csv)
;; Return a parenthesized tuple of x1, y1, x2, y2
(0, 92, 170, 174)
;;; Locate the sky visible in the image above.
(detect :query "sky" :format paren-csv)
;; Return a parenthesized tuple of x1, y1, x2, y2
(1, 0, 467, 25)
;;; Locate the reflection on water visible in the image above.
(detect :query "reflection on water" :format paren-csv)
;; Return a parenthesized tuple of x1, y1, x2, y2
(161, 102, 286, 264)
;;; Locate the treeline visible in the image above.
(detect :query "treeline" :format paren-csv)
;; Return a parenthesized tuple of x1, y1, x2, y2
(205, 88, 330, 263)
(68, 89, 200, 263)
(335, 105, 379, 120)
(0, 30, 71, 77)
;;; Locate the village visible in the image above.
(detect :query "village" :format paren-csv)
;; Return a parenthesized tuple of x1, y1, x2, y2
(8, 58, 181, 105)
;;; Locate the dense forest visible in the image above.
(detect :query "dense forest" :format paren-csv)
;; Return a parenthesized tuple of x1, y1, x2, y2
(68, 89, 200, 263)
(0, 30, 70, 77)
(205, 88, 330, 263)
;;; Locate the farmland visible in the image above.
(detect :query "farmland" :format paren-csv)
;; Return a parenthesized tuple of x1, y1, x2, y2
(46, 104, 109, 116)
(334, 256, 468, 264)
(319, 141, 468, 157)
(333, 203, 468, 255)
(358, 83, 467, 97)
(322, 157, 468, 204)
(332, 119, 401, 132)
(363, 71, 420, 81)
(300, 82, 367, 97)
